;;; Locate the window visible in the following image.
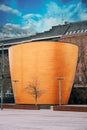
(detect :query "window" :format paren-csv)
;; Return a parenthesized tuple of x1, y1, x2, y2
(73, 31, 76, 34)
(77, 30, 80, 33)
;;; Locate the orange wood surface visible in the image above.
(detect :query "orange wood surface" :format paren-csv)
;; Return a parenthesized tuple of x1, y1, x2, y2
(9, 41, 78, 104)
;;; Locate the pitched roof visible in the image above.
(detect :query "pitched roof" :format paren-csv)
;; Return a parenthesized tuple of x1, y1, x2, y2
(0, 20, 87, 49)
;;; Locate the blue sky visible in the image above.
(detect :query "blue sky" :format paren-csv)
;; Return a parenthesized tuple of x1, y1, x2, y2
(0, 0, 87, 38)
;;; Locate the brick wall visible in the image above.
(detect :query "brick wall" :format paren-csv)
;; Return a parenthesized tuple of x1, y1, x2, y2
(61, 33, 87, 86)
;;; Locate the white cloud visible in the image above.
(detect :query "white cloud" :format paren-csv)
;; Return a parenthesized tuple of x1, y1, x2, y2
(79, 10, 87, 20)
(46, 2, 62, 17)
(38, 17, 61, 32)
(77, 3, 87, 21)
(23, 13, 42, 19)
(1, 1, 87, 39)
(63, 2, 87, 22)
(22, 19, 40, 34)
(22, 2, 63, 33)
(0, 4, 21, 16)
(22, 1, 87, 34)
(0, 23, 32, 39)
(4, 23, 21, 30)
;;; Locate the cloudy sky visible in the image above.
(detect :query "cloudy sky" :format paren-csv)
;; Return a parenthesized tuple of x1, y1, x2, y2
(0, 0, 87, 39)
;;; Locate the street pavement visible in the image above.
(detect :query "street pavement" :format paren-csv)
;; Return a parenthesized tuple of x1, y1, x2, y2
(0, 109, 87, 130)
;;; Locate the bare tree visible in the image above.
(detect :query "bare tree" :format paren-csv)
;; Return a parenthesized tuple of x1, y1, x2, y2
(25, 78, 46, 106)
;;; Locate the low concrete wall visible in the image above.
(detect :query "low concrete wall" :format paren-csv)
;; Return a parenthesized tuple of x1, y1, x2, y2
(3, 104, 40, 110)
(53, 105, 87, 112)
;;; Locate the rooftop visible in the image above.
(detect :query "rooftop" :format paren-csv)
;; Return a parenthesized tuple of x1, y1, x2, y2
(0, 20, 87, 50)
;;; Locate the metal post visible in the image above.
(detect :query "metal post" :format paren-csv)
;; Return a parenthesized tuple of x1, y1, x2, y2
(57, 78, 64, 106)
(1, 43, 4, 110)
(13, 80, 19, 104)
(61, 12, 64, 25)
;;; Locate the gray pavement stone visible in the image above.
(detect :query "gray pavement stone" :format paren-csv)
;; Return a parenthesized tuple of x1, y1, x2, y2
(0, 109, 87, 130)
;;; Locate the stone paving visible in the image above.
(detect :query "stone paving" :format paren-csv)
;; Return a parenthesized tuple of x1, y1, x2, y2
(0, 109, 87, 130)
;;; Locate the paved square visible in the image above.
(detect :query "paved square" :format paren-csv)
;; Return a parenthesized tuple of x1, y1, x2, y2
(0, 109, 87, 130)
